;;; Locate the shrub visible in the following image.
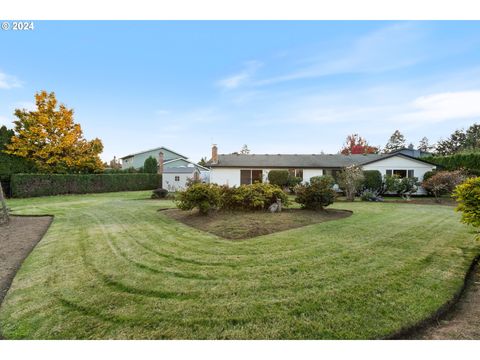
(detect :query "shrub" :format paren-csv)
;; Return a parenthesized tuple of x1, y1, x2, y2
(337, 165, 364, 201)
(286, 176, 302, 193)
(143, 156, 158, 174)
(295, 175, 336, 210)
(10, 173, 161, 198)
(176, 183, 221, 215)
(186, 177, 202, 187)
(268, 170, 289, 187)
(385, 175, 419, 200)
(360, 189, 382, 202)
(151, 188, 168, 199)
(220, 183, 289, 211)
(453, 177, 480, 229)
(422, 170, 437, 182)
(422, 170, 466, 202)
(362, 170, 383, 192)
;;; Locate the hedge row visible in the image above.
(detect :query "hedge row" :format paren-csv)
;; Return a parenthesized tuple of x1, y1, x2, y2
(11, 173, 161, 198)
(424, 153, 480, 173)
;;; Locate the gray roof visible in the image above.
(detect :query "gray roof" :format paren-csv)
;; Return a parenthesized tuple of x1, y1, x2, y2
(207, 154, 388, 168)
(120, 146, 187, 160)
(163, 167, 199, 174)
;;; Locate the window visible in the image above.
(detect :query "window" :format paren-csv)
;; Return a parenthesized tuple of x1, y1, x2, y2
(174, 176, 180, 181)
(386, 169, 415, 178)
(288, 168, 304, 180)
(240, 170, 263, 185)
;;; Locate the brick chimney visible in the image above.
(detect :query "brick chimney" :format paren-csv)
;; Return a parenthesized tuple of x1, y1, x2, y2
(158, 151, 164, 174)
(211, 144, 218, 164)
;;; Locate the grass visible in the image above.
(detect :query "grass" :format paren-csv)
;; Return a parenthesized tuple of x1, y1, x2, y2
(0, 190, 478, 339)
(164, 208, 352, 239)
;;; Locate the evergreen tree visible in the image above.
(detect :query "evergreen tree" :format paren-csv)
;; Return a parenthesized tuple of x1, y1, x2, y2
(240, 144, 251, 154)
(417, 137, 431, 152)
(198, 157, 208, 167)
(384, 130, 406, 153)
(143, 156, 158, 173)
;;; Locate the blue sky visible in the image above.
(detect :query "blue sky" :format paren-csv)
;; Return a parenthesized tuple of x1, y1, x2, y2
(1, 21, 480, 162)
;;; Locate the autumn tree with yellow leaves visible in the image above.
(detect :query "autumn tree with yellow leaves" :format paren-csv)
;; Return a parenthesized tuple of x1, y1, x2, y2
(5, 91, 104, 173)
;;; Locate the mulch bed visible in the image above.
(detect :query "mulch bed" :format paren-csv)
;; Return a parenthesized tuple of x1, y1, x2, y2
(163, 208, 352, 240)
(0, 216, 53, 307)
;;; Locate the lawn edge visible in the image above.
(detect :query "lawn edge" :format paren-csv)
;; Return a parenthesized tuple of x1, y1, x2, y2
(386, 252, 480, 340)
(0, 214, 54, 339)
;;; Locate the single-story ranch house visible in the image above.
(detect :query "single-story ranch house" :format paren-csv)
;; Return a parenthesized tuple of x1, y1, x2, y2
(207, 145, 437, 194)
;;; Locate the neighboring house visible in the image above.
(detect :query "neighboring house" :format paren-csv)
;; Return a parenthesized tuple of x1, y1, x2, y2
(207, 145, 437, 194)
(120, 146, 190, 170)
(162, 167, 201, 192)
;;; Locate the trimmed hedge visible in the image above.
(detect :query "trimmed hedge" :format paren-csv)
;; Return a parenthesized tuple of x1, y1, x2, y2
(11, 173, 161, 198)
(425, 153, 480, 173)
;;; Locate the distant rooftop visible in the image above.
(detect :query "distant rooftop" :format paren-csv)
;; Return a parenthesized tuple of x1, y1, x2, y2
(120, 146, 187, 160)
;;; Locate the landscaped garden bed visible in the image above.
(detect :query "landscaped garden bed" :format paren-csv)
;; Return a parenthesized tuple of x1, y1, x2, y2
(164, 208, 352, 240)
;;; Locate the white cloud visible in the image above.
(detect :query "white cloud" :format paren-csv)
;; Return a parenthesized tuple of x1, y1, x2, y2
(255, 23, 425, 86)
(0, 71, 22, 89)
(394, 91, 480, 125)
(217, 60, 262, 90)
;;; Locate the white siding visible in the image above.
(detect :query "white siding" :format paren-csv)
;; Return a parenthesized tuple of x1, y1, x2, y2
(362, 155, 436, 195)
(303, 169, 324, 183)
(210, 168, 324, 186)
(162, 173, 195, 192)
(210, 168, 241, 187)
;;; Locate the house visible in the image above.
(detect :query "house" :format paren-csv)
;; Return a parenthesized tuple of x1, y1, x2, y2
(206, 145, 437, 194)
(120, 146, 193, 170)
(120, 146, 210, 191)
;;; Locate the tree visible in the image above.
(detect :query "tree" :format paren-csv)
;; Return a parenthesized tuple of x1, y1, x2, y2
(198, 157, 208, 167)
(340, 134, 379, 155)
(1, 125, 37, 176)
(337, 165, 364, 201)
(143, 156, 158, 174)
(108, 156, 122, 170)
(240, 144, 250, 154)
(422, 170, 466, 202)
(435, 129, 467, 155)
(384, 130, 406, 153)
(5, 91, 104, 173)
(418, 137, 432, 152)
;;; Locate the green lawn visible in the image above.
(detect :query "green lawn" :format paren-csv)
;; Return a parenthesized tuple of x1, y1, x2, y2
(0, 191, 478, 339)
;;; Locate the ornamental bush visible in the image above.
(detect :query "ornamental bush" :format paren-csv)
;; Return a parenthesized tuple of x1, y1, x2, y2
(220, 183, 289, 211)
(151, 188, 169, 199)
(175, 183, 221, 215)
(295, 175, 336, 210)
(384, 175, 419, 200)
(362, 170, 383, 193)
(267, 170, 289, 187)
(422, 170, 466, 202)
(453, 177, 480, 229)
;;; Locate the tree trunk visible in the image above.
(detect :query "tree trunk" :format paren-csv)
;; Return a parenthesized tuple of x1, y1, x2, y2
(0, 182, 8, 224)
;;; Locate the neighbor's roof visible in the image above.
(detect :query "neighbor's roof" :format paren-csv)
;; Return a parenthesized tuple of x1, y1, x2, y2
(207, 153, 437, 168)
(120, 146, 187, 160)
(163, 167, 199, 174)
